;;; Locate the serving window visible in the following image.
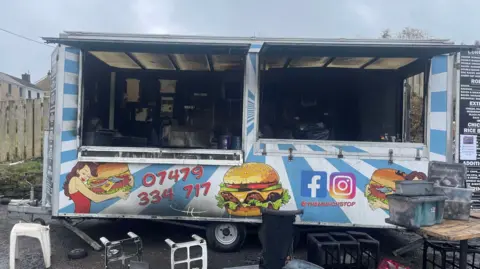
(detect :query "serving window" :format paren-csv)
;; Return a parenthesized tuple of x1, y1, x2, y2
(77, 44, 248, 165)
(257, 45, 432, 154)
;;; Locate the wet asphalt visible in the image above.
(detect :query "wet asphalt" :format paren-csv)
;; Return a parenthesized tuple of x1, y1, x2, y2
(0, 204, 425, 269)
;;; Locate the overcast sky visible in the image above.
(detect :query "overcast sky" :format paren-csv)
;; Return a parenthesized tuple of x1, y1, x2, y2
(0, 0, 478, 82)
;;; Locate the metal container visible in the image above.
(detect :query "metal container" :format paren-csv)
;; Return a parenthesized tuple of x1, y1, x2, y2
(231, 136, 241, 150)
(395, 181, 434, 196)
(219, 135, 231, 150)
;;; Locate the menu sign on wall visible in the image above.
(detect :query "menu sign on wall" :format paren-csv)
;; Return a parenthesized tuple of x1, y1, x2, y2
(459, 49, 480, 207)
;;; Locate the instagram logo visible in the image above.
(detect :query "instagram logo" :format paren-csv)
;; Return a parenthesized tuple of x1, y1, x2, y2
(329, 172, 356, 199)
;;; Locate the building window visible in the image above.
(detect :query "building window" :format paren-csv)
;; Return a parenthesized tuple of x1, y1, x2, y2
(8, 84, 12, 95)
(28, 90, 31, 99)
(19, 87, 23, 97)
(37, 92, 40, 99)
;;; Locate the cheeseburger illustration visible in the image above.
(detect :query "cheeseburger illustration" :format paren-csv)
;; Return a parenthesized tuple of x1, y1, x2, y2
(365, 168, 427, 210)
(87, 163, 134, 195)
(216, 163, 290, 216)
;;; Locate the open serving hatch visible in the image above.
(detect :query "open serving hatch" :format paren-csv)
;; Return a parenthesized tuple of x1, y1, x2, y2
(45, 32, 252, 165)
(253, 39, 472, 160)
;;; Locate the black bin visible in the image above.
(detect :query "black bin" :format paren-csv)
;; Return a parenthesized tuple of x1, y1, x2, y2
(259, 208, 303, 269)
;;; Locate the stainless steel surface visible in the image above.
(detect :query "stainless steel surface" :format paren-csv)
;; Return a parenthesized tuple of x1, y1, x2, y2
(446, 54, 455, 163)
(45, 31, 462, 46)
(7, 204, 51, 215)
(78, 145, 243, 165)
(455, 52, 461, 163)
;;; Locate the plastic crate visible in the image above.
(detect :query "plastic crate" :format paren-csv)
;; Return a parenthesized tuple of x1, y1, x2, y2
(307, 233, 360, 269)
(386, 194, 446, 228)
(434, 186, 473, 203)
(396, 181, 434, 196)
(347, 231, 380, 269)
(423, 239, 480, 269)
(428, 161, 467, 188)
(444, 200, 471, 220)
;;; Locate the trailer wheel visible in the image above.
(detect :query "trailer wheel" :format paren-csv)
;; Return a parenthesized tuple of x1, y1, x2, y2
(206, 223, 246, 252)
(33, 218, 46, 226)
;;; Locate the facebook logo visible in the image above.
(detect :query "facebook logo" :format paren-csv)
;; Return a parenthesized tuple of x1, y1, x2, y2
(301, 171, 327, 198)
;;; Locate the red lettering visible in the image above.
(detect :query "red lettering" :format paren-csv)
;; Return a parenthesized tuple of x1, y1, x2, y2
(142, 173, 156, 187)
(150, 190, 162, 204)
(191, 166, 204, 179)
(162, 188, 174, 200)
(201, 182, 211, 196)
(138, 192, 149, 205)
(168, 169, 180, 182)
(157, 171, 167, 185)
(179, 167, 190, 181)
(194, 184, 200, 197)
(183, 185, 193, 199)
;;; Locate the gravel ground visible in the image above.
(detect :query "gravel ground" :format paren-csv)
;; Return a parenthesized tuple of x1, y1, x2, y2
(0, 204, 426, 269)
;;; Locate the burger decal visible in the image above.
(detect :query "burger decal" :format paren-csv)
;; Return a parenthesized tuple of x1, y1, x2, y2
(64, 162, 134, 214)
(216, 163, 290, 217)
(87, 163, 134, 195)
(365, 168, 427, 210)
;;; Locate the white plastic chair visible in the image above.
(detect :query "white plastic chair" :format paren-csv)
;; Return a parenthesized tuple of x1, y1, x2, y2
(165, 234, 207, 269)
(10, 222, 51, 269)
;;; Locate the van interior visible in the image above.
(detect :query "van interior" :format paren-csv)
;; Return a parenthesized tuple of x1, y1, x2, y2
(81, 50, 246, 150)
(79, 44, 443, 152)
(258, 48, 429, 144)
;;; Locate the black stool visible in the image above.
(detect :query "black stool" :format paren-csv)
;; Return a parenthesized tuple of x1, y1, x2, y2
(259, 208, 304, 269)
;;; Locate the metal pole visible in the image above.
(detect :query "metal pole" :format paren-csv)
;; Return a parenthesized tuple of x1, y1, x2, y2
(446, 54, 455, 163)
(109, 72, 116, 130)
(459, 239, 468, 269)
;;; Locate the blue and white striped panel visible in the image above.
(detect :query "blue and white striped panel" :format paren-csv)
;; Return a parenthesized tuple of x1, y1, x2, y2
(244, 44, 262, 162)
(58, 47, 80, 210)
(429, 55, 448, 162)
(246, 90, 255, 134)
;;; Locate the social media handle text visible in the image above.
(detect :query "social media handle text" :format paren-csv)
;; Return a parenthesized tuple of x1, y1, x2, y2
(301, 201, 356, 207)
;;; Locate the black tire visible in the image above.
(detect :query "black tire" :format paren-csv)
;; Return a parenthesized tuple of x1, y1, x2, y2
(0, 198, 11, 205)
(33, 218, 46, 226)
(68, 248, 88, 260)
(206, 222, 246, 252)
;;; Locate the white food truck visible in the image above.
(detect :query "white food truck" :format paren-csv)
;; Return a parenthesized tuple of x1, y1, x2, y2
(10, 32, 471, 251)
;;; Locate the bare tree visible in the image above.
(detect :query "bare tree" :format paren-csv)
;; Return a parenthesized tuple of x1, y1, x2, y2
(381, 29, 392, 39)
(380, 27, 429, 40)
(397, 27, 429, 40)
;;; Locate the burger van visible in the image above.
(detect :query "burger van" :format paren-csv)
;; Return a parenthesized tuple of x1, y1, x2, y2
(9, 32, 470, 251)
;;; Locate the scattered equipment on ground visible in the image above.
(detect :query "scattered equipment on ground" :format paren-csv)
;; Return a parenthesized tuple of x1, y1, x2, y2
(100, 232, 147, 269)
(165, 234, 208, 269)
(306, 231, 380, 269)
